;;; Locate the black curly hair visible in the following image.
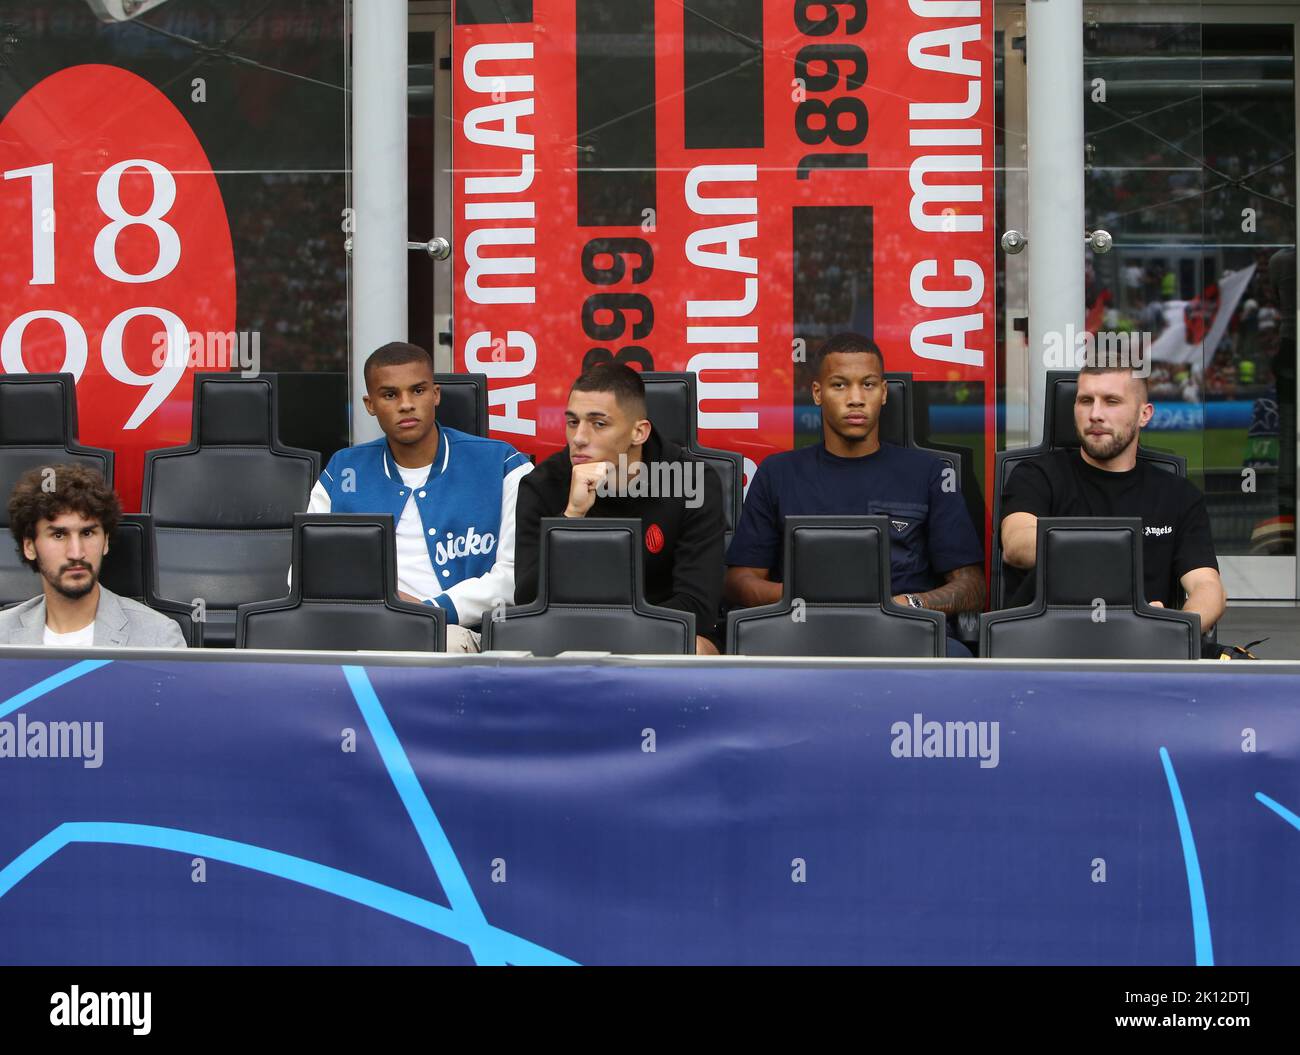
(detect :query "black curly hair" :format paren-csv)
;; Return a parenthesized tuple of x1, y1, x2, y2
(8, 463, 120, 571)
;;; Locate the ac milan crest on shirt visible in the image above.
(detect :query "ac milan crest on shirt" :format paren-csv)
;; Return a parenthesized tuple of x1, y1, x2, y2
(645, 523, 665, 554)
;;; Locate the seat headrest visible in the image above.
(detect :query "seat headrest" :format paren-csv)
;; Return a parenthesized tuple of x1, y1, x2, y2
(0, 378, 71, 445)
(788, 519, 887, 604)
(643, 377, 692, 448)
(879, 378, 908, 447)
(433, 375, 488, 436)
(197, 377, 275, 446)
(1042, 522, 1136, 605)
(299, 519, 391, 601)
(1048, 376, 1079, 448)
(100, 516, 148, 600)
(544, 521, 636, 605)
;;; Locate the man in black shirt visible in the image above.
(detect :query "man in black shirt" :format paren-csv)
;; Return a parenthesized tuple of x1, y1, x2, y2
(514, 363, 725, 653)
(1001, 365, 1225, 630)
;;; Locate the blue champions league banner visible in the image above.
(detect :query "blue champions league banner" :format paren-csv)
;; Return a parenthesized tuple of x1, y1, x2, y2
(1, 653, 1299, 966)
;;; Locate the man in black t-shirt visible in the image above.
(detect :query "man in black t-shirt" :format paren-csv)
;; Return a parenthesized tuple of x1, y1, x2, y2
(515, 363, 725, 654)
(1000, 365, 1225, 630)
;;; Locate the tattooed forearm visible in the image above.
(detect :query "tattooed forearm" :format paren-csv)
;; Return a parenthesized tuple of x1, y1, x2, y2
(917, 564, 986, 616)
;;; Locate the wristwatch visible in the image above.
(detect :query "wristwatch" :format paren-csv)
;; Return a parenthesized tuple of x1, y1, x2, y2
(903, 594, 924, 609)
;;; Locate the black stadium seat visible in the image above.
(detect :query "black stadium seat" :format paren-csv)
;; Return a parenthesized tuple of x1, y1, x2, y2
(883, 372, 985, 552)
(979, 517, 1199, 659)
(879, 372, 963, 484)
(142, 373, 319, 647)
(641, 372, 744, 540)
(727, 516, 945, 657)
(237, 514, 444, 651)
(481, 517, 694, 655)
(275, 371, 349, 467)
(100, 514, 202, 646)
(0, 373, 114, 607)
(433, 372, 489, 436)
(991, 370, 1186, 608)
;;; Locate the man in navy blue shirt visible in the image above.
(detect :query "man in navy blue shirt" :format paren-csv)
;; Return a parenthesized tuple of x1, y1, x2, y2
(725, 333, 985, 655)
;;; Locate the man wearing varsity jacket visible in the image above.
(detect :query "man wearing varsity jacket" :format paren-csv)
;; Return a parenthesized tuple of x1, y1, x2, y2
(307, 342, 532, 652)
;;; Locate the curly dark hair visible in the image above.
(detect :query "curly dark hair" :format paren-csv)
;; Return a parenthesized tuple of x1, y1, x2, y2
(7, 463, 120, 571)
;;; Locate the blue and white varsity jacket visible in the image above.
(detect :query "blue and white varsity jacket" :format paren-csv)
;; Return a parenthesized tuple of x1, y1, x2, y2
(307, 427, 532, 627)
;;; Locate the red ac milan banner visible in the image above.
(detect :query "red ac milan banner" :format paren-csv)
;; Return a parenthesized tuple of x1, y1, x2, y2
(0, 2, 349, 510)
(453, 0, 995, 482)
(1, 64, 236, 507)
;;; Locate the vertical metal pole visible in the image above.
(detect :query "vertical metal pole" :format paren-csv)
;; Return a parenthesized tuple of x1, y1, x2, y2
(1026, 0, 1085, 443)
(432, 15, 455, 374)
(351, 0, 408, 443)
(1002, 12, 1031, 450)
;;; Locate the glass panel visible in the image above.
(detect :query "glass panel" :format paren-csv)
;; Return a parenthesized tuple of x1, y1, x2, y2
(451, 0, 999, 537)
(1085, 17, 1296, 561)
(1200, 24, 1296, 560)
(0, 0, 349, 505)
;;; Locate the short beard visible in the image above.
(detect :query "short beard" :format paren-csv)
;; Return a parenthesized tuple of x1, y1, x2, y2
(1079, 420, 1138, 462)
(42, 563, 97, 601)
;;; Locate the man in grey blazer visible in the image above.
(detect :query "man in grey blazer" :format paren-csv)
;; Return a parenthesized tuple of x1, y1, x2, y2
(0, 464, 186, 649)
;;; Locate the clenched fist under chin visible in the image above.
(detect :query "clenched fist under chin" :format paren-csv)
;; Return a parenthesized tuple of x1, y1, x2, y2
(565, 460, 613, 517)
